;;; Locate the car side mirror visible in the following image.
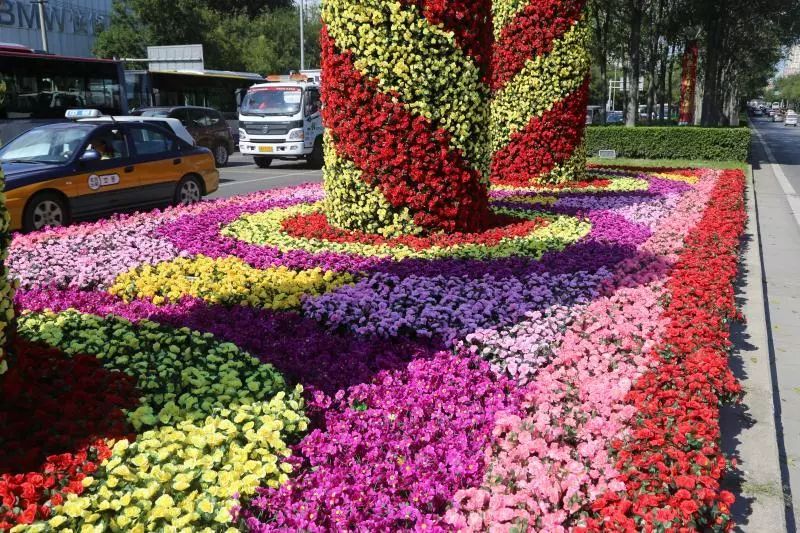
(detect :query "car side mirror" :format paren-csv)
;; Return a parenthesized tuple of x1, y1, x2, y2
(80, 149, 101, 162)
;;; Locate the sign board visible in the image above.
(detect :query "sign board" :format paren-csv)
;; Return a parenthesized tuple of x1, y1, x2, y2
(597, 149, 617, 159)
(147, 45, 204, 72)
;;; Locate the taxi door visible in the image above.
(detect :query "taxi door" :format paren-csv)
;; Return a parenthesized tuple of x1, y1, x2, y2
(70, 125, 142, 218)
(126, 123, 184, 203)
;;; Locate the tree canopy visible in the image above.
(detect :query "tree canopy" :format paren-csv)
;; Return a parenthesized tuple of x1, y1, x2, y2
(93, 0, 321, 74)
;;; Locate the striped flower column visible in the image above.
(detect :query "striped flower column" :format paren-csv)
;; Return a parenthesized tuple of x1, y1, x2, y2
(0, 168, 12, 374)
(320, 0, 493, 236)
(490, 0, 591, 186)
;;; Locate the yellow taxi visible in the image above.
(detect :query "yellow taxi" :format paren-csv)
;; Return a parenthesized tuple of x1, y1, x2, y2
(0, 111, 219, 232)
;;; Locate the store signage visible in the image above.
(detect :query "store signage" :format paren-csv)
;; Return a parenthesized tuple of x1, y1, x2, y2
(0, 0, 107, 36)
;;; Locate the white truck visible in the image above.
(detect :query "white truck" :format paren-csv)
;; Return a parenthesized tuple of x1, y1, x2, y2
(237, 75, 324, 169)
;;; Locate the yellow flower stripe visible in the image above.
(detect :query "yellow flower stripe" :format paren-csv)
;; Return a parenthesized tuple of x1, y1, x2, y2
(491, 176, 650, 194)
(109, 256, 353, 310)
(490, 20, 591, 154)
(650, 172, 700, 184)
(323, 0, 490, 173)
(223, 203, 591, 261)
(497, 195, 559, 206)
(323, 133, 423, 237)
(48, 396, 304, 531)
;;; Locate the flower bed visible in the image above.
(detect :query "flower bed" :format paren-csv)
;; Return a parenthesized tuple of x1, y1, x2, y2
(2, 165, 745, 531)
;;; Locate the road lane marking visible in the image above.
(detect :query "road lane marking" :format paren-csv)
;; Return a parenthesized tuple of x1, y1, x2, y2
(752, 125, 800, 230)
(218, 171, 322, 188)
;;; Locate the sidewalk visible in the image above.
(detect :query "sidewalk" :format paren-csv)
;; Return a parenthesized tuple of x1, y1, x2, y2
(721, 123, 800, 532)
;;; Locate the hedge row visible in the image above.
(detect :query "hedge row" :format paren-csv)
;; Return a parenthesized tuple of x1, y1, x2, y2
(585, 126, 751, 161)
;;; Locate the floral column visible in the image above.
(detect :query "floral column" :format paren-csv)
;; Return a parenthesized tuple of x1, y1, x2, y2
(0, 168, 13, 374)
(679, 41, 699, 126)
(320, 0, 493, 236)
(490, 0, 591, 186)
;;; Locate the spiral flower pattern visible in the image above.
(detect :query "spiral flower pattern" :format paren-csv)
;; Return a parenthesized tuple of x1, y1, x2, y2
(320, 0, 493, 236)
(490, 0, 591, 186)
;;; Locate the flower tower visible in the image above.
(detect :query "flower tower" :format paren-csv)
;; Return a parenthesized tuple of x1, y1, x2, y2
(489, 0, 591, 186)
(0, 168, 12, 375)
(320, 0, 493, 236)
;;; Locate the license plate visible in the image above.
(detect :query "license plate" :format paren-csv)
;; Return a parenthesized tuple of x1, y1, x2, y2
(259, 146, 273, 153)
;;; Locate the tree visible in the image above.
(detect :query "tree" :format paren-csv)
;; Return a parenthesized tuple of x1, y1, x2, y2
(625, 0, 645, 126)
(92, 1, 151, 60)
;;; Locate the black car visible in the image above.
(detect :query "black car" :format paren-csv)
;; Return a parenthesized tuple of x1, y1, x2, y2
(132, 106, 235, 167)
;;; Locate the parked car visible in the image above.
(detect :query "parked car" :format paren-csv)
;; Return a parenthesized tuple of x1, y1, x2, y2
(0, 116, 219, 232)
(785, 111, 798, 126)
(132, 106, 235, 167)
(78, 115, 195, 146)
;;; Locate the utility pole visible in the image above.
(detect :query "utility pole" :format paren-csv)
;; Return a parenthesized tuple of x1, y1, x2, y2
(299, 0, 305, 71)
(32, 0, 49, 53)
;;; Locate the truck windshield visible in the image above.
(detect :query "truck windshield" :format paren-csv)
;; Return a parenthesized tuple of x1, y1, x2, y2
(241, 87, 302, 116)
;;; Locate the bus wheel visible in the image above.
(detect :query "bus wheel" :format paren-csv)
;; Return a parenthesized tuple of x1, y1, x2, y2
(214, 144, 230, 167)
(306, 138, 323, 170)
(174, 175, 203, 206)
(23, 191, 70, 232)
(255, 156, 272, 168)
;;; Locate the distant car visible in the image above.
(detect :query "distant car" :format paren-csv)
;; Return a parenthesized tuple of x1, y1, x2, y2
(79, 116, 195, 146)
(605, 111, 624, 124)
(0, 117, 219, 232)
(773, 111, 785, 122)
(132, 106, 235, 167)
(785, 111, 798, 126)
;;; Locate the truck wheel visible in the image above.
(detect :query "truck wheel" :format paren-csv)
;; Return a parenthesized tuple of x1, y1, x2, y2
(23, 191, 69, 232)
(306, 138, 324, 170)
(255, 156, 272, 168)
(214, 143, 230, 167)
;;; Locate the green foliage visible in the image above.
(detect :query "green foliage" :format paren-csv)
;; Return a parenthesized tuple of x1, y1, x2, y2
(586, 126, 751, 161)
(94, 1, 322, 74)
(773, 74, 800, 108)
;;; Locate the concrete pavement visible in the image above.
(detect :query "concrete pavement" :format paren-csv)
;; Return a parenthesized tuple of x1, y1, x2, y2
(724, 117, 800, 532)
(209, 153, 322, 199)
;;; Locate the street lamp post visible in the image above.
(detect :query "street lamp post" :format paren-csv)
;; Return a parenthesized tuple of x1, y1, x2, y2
(32, 0, 50, 53)
(299, 0, 305, 71)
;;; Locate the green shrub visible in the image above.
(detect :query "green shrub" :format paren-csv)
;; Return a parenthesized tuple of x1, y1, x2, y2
(586, 126, 751, 161)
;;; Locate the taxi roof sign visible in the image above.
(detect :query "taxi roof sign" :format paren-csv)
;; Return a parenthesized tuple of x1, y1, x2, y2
(65, 109, 103, 120)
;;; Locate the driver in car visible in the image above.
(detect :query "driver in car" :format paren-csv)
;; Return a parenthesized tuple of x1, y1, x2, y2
(87, 137, 115, 160)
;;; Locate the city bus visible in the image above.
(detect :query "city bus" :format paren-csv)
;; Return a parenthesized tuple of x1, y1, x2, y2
(0, 44, 127, 144)
(125, 69, 264, 128)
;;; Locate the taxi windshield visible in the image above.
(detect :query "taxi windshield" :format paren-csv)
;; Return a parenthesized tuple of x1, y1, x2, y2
(0, 125, 94, 164)
(241, 87, 302, 116)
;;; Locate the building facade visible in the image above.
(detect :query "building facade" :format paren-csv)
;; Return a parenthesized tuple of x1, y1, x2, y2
(781, 45, 800, 78)
(0, 0, 111, 57)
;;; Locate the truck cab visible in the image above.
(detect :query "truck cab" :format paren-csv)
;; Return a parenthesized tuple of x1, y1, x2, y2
(237, 76, 324, 169)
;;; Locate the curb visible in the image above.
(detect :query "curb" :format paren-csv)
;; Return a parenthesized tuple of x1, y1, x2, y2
(721, 163, 788, 532)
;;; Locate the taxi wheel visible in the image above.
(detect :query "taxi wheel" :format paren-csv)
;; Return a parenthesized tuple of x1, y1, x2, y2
(254, 156, 272, 168)
(23, 192, 69, 232)
(214, 144, 230, 168)
(174, 176, 203, 206)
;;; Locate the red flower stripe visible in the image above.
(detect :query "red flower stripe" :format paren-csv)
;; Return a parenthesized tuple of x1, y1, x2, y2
(584, 170, 746, 531)
(491, 80, 589, 187)
(397, 0, 493, 78)
(491, 0, 585, 91)
(281, 211, 548, 251)
(321, 29, 490, 233)
(0, 339, 138, 530)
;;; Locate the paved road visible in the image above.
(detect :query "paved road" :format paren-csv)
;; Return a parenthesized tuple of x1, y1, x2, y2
(209, 153, 322, 199)
(740, 117, 800, 531)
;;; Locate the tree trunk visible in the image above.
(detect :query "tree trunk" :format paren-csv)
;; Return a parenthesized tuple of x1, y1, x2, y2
(667, 46, 674, 121)
(626, 0, 643, 127)
(700, 0, 726, 126)
(658, 45, 668, 122)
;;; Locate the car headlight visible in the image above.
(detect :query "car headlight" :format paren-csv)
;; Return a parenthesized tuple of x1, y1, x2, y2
(239, 129, 247, 140)
(287, 128, 305, 141)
